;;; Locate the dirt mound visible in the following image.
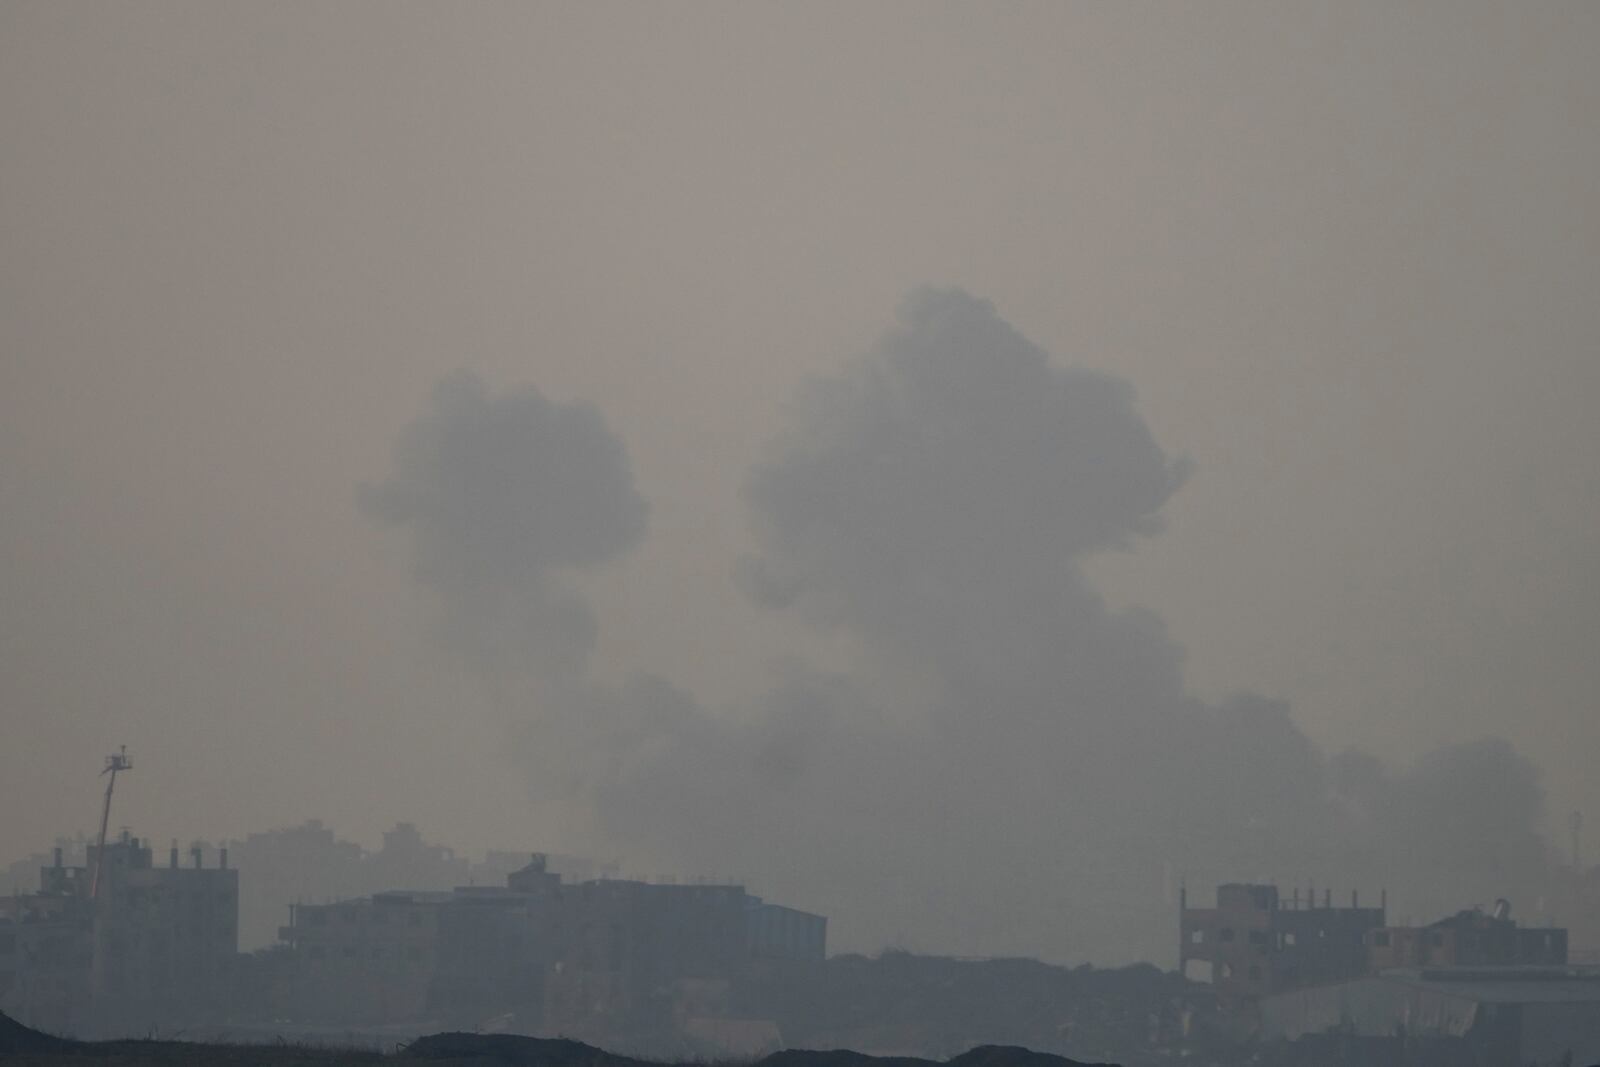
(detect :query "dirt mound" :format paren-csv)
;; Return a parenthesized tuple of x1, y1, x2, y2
(0, 1008, 77, 1055)
(402, 1033, 650, 1067)
(947, 1045, 1115, 1067)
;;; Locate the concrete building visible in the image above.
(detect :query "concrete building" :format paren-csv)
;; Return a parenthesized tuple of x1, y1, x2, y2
(0, 886, 91, 1036)
(0, 831, 238, 1036)
(1179, 883, 1385, 1004)
(542, 879, 753, 1041)
(1182, 881, 1572, 1023)
(1366, 900, 1567, 970)
(277, 854, 826, 1042)
(747, 898, 829, 962)
(281, 889, 451, 1025)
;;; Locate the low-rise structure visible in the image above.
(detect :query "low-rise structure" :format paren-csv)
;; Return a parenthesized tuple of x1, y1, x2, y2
(1180, 883, 1568, 1007)
(277, 854, 827, 1041)
(1366, 899, 1567, 970)
(1260, 967, 1600, 1065)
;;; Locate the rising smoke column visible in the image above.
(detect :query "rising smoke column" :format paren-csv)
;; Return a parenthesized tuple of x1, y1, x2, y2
(594, 289, 1341, 959)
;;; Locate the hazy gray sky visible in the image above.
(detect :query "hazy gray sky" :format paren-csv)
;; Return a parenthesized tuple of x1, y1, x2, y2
(3, 3, 1597, 961)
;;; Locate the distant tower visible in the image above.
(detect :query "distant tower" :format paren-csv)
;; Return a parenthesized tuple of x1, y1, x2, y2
(90, 746, 132, 899)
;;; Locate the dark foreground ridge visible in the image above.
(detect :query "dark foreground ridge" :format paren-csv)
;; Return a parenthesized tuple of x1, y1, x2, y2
(0, 1009, 1113, 1067)
(403, 1035, 1112, 1067)
(0, 1007, 78, 1056)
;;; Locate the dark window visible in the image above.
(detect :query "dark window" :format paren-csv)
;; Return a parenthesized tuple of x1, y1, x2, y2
(1373, 931, 1390, 947)
(1248, 930, 1267, 945)
(309, 946, 325, 961)
(1428, 932, 1443, 947)
(1220, 928, 1235, 943)
(1248, 965, 1261, 981)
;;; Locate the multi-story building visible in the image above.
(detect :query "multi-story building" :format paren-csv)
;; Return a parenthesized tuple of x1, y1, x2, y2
(1181, 882, 1570, 1009)
(277, 854, 827, 1039)
(280, 889, 451, 1024)
(0, 832, 239, 1036)
(1180, 883, 1384, 1005)
(0, 877, 92, 1036)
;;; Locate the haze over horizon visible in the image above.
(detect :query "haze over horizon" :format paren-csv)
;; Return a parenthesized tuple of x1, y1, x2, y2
(4, 3, 1598, 965)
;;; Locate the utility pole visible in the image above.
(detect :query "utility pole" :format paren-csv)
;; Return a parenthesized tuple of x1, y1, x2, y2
(90, 746, 132, 900)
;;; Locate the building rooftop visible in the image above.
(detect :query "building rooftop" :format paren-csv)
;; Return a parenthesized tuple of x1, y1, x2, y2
(1376, 966, 1600, 1004)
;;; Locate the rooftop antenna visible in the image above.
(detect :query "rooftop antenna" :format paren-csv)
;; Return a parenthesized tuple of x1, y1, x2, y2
(90, 746, 132, 900)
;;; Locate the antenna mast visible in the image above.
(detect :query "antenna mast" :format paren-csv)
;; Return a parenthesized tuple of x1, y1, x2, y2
(90, 746, 132, 900)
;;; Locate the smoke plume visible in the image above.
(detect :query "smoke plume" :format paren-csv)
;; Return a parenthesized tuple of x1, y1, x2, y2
(360, 370, 647, 676)
(366, 292, 1554, 963)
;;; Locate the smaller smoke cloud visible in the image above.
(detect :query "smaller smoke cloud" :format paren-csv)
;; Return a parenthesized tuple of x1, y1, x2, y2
(360, 370, 647, 675)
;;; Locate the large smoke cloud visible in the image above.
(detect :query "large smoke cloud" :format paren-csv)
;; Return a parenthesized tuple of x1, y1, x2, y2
(366, 292, 1554, 964)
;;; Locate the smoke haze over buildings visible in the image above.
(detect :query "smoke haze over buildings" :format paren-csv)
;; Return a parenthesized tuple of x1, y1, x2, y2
(364, 290, 1557, 962)
(3, 2, 1599, 968)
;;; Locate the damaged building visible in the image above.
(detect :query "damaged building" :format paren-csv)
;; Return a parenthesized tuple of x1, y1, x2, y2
(1179, 883, 1386, 1005)
(1183, 883, 1592, 1063)
(1179, 884, 1568, 1006)
(1366, 899, 1567, 970)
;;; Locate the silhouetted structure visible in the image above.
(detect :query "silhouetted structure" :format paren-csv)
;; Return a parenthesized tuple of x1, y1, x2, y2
(1179, 883, 1384, 1005)
(1261, 967, 1600, 1065)
(277, 854, 825, 1043)
(1366, 899, 1567, 969)
(1180, 882, 1571, 1012)
(0, 831, 238, 1036)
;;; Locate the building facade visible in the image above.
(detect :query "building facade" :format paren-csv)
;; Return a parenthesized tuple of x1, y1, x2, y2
(1181, 882, 1570, 1009)
(0, 832, 238, 1037)
(1180, 883, 1385, 1004)
(277, 854, 826, 1040)
(1366, 901, 1567, 970)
